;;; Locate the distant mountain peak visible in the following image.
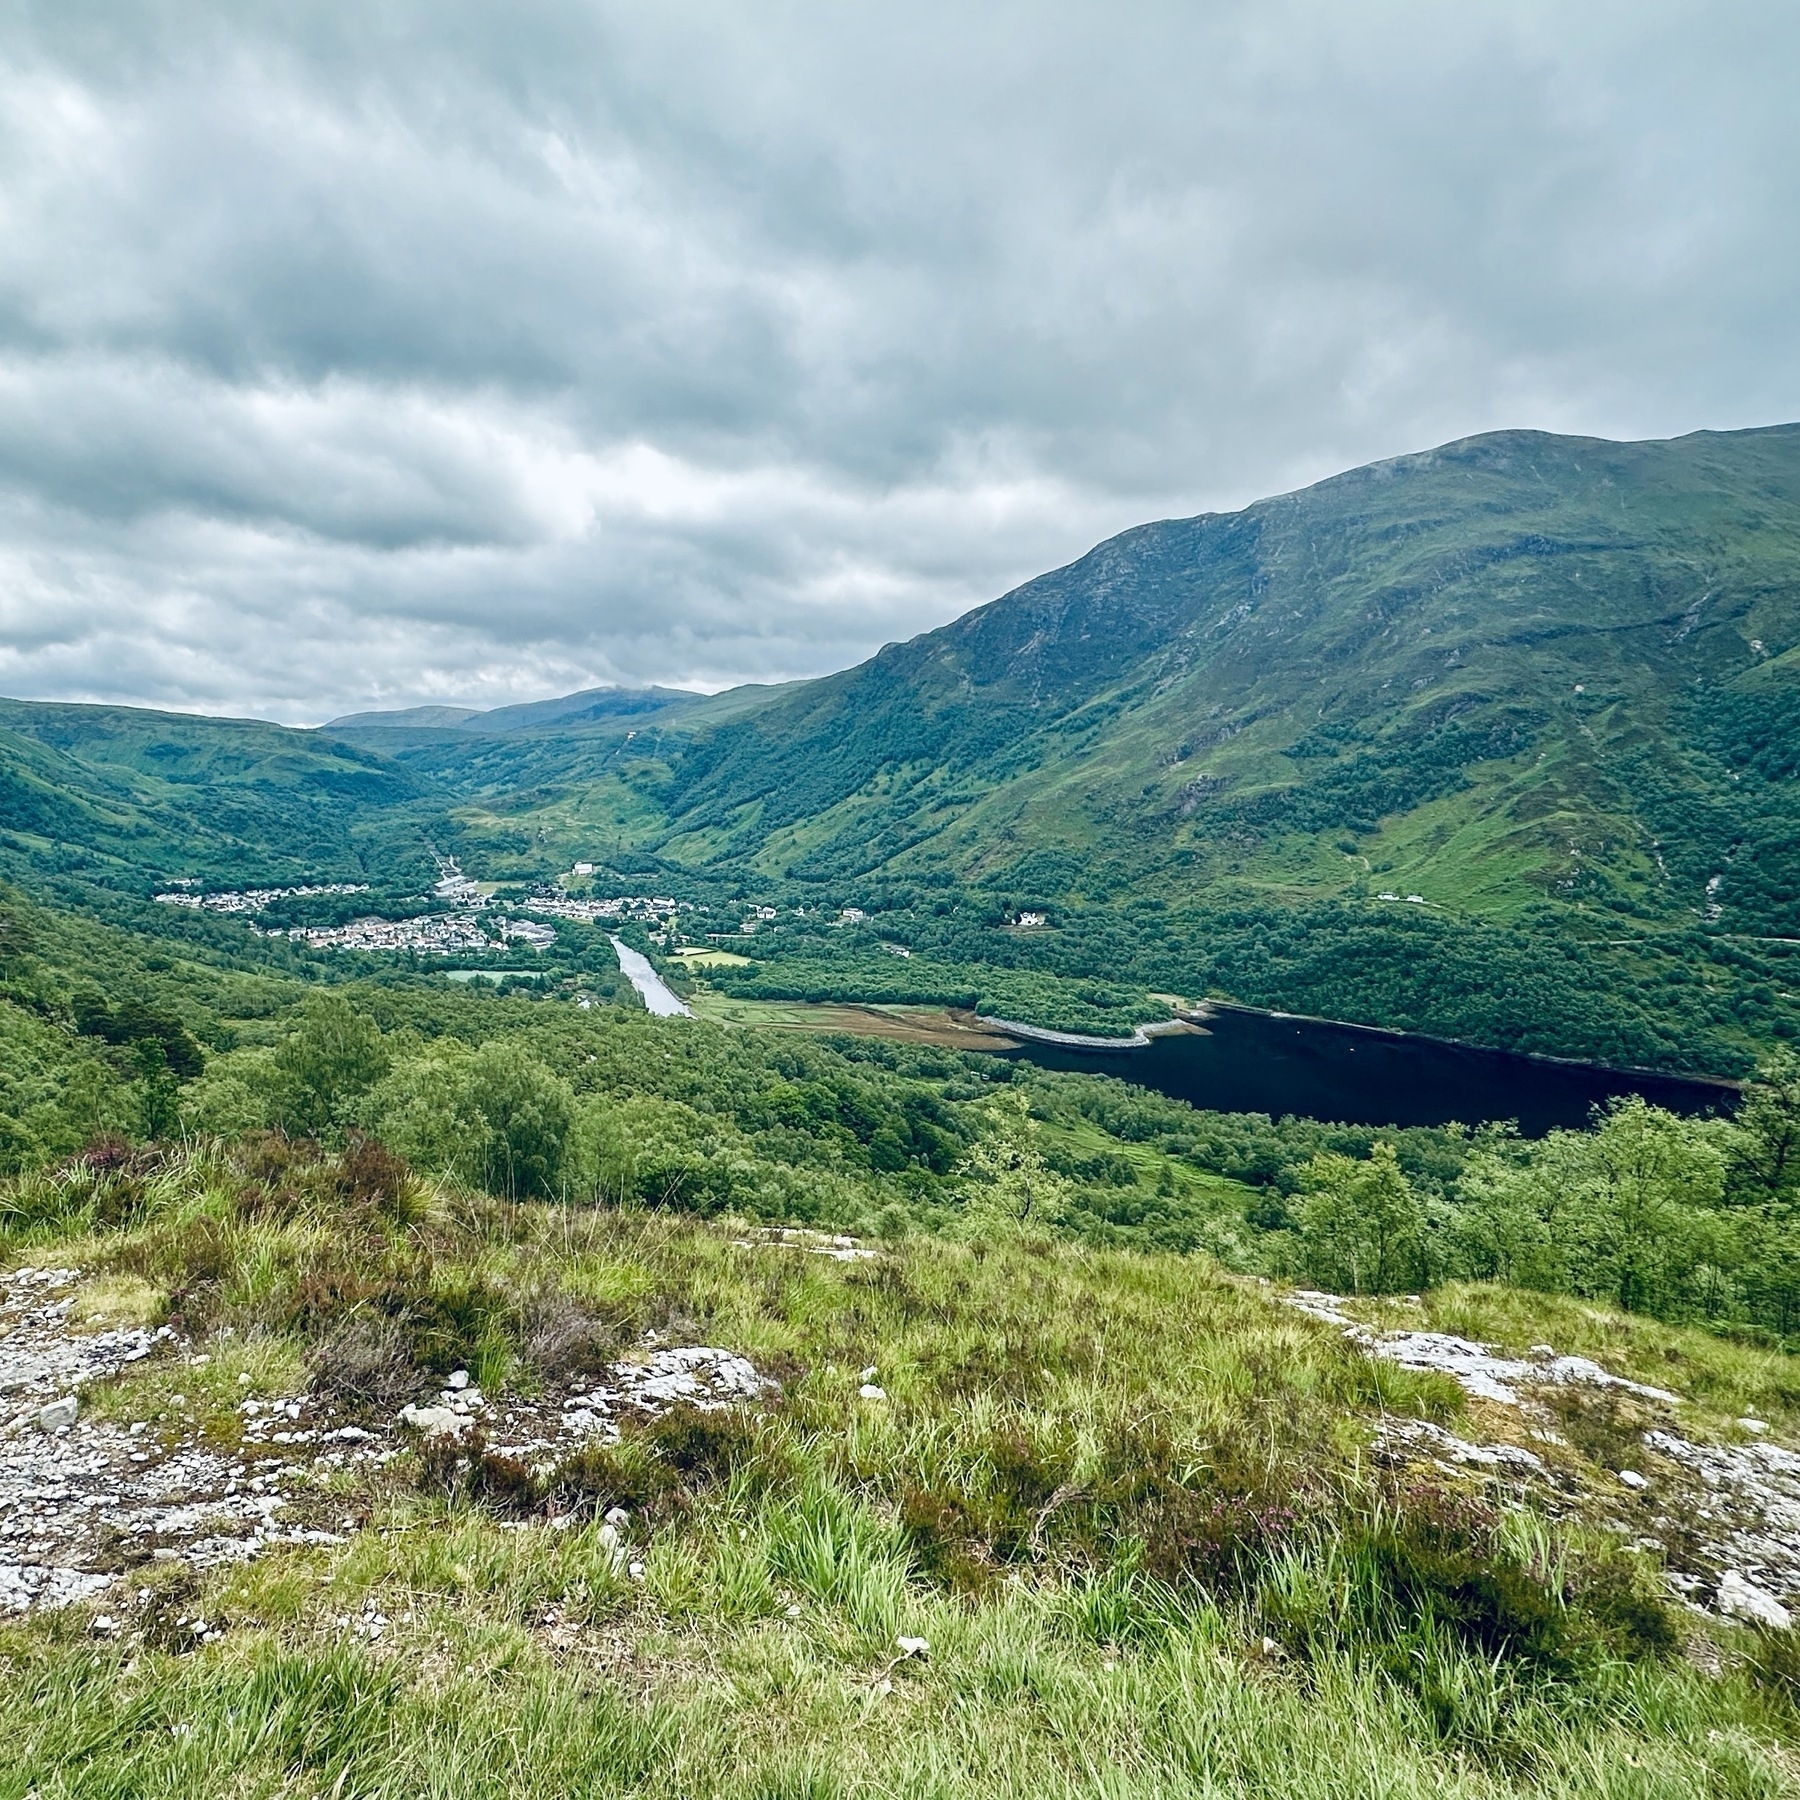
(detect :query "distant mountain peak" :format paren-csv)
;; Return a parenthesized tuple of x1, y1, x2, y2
(324, 704, 482, 729)
(324, 686, 705, 735)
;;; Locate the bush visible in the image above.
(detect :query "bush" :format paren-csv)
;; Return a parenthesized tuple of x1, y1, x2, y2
(1298, 1141, 1426, 1294)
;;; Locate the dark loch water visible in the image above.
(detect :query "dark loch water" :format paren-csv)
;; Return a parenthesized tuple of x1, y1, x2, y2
(999, 1004, 1739, 1135)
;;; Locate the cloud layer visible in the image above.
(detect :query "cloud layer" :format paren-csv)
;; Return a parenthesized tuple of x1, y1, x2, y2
(1, 0, 1796, 721)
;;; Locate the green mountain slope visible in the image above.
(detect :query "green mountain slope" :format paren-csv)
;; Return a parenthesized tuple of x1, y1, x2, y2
(367, 422, 1800, 1071)
(329, 684, 705, 735)
(625, 425, 1800, 933)
(6, 424, 1800, 1071)
(0, 700, 444, 893)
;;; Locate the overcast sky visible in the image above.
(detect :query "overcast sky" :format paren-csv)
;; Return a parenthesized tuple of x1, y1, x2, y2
(0, 1, 1796, 723)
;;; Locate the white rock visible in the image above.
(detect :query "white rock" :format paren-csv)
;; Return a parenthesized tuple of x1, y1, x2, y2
(1618, 1469, 1648, 1491)
(1378, 1418, 1543, 1471)
(604, 1506, 630, 1529)
(397, 1404, 472, 1440)
(1739, 1418, 1770, 1435)
(860, 1366, 879, 1382)
(858, 1383, 887, 1401)
(36, 1396, 78, 1432)
(1288, 1296, 1684, 1408)
(1717, 1569, 1792, 1630)
(894, 1635, 930, 1659)
(447, 1370, 471, 1391)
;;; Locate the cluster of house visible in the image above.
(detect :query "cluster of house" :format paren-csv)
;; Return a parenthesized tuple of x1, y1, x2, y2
(262, 913, 500, 954)
(153, 855, 568, 960)
(526, 893, 686, 924)
(153, 883, 370, 913)
(259, 912, 557, 955)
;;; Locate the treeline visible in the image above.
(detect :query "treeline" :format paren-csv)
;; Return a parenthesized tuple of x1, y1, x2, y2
(986, 1055, 1800, 1342)
(175, 992, 979, 1236)
(701, 895, 1796, 1072)
(700, 948, 1160, 1037)
(1246, 1066, 1800, 1339)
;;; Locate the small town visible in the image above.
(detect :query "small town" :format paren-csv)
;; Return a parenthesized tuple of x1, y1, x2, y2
(152, 882, 370, 913)
(525, 891, 686, 924)
(267, 913, 509, 954)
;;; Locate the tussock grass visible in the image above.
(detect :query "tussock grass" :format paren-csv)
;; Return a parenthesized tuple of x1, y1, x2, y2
(3, 1139, 1798, 1795)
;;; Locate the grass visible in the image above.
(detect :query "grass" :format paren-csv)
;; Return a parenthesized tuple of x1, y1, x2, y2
(4, 1138, 1800, 1794)
(681, 989, 1021, 1049)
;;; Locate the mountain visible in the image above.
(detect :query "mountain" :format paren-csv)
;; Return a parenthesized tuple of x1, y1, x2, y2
(324, 704, 483, 730)
(5, 422, 1800, 1070)
(341, 421, 1800, 1072)
(327, 685, 707, 735)
(0, 698, 442, 893)
(550, 424, 1800, 933)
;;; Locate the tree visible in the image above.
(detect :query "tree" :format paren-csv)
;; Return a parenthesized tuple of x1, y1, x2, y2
(1722, 1052, 1800, 1333)
(359, 1043, 490, 1183)
(133, 1039, 181, 1141)
(1298, 1141, 1425, 1294)
(1450, 1124, 1580, 1293)
(270, 994, 390, 1135)
(1729, 1049, 1800, 1206)
(1573, 1097, 1729, 1318)
(957, 1090, 1072, 1236)
(471, 1040, 574, 1199)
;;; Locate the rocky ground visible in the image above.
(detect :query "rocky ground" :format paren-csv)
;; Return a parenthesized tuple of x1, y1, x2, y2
(0, 1266, 775, 1620)
(1291, 1289, 1800, 1630)
(10, 1256, 1800, 1640)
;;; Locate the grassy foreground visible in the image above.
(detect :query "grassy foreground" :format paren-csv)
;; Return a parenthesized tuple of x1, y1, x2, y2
(4, 1140, 1799, 1797)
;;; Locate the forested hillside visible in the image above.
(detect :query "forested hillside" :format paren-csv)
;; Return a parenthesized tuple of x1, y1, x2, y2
(0, 699, 439, 896)
(6, 425, 1800, 1071)
(630, 424, 1800, 923)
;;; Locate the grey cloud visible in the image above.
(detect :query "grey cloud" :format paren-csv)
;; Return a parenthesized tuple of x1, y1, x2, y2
(0, 0, 1796, 720)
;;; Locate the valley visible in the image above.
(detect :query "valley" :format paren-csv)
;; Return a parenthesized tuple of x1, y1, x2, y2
(6, 422, 1800, 1793)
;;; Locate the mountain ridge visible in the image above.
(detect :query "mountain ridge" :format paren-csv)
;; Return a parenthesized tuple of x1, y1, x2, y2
(594, 422, 1800, 914)
(5, 420, 1800, 1071)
